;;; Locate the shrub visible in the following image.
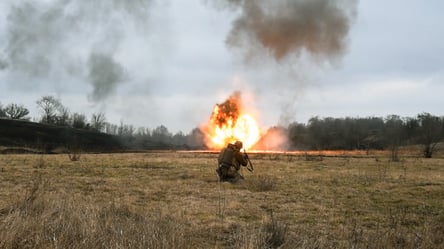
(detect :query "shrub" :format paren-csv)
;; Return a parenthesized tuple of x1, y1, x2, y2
(248, 175, 277, 192)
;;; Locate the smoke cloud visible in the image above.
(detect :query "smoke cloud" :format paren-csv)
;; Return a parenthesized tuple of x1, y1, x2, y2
(207, 0, 359, 128)
(0, 59, 7, 70)
(3, 2, 64, 77)
(222, 0, 358, 62)
(87, 53, 127, 102)
(1, 0, 153, 101)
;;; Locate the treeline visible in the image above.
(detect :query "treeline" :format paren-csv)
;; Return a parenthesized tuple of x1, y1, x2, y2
(285, 114, 444, 158)
(0, 96, 206, 150)
(2, 96, 444, 156)
(1, 96, 107, 130)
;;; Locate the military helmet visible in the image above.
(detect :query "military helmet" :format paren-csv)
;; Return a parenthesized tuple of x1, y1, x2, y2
(234, 140, 243, 149)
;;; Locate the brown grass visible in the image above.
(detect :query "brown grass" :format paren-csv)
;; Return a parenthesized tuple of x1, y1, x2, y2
(1, 151, 444, 248)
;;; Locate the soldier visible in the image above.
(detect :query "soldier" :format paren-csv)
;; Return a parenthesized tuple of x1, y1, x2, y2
(216, 140, 248, 182)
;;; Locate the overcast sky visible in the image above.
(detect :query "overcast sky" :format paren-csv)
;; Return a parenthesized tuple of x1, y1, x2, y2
(1, 0, 443, 134)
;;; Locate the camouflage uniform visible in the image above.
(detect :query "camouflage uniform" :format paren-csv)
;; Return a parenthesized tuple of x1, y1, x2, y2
(216, 141, 248, 182)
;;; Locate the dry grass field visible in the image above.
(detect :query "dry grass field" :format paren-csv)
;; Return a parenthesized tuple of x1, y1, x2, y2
(1, 151, 444, 248)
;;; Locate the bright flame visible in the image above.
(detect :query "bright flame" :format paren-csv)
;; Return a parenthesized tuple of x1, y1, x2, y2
(204, 92, 260, 150)
(210, 113, 260, 149)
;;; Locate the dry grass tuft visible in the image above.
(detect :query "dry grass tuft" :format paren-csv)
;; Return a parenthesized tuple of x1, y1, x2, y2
(0, 175, 190, 249)
(247, 175, 277, 192)
(224, 211, 289, 249)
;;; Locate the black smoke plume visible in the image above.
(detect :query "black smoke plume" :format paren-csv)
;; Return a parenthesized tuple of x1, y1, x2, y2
(87, 53, 127, 102)
(213, 91, 241, 127)
(221, 0, 358, 62)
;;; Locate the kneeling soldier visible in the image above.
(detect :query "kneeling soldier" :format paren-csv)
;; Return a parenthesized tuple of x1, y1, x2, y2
(216, 141, 248, 182)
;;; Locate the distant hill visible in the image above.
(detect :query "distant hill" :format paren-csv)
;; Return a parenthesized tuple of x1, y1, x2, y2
(0, 118, 122, 153)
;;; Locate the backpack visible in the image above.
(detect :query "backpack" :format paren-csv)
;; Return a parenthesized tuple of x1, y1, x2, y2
(218, 144, 236, 168)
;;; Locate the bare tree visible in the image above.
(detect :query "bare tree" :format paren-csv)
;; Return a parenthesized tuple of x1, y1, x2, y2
(56, 106, 70, 126)
(417, 113, 443, 158)
(3, 103, 30, 120)
(105, 122, 119, 135)
(384, 115, 404, 161)
(136, 127, 150, 137)
(0, 102, 7, 118)
(152, 125, 171, 142)
(36, 96, 63, 124)
(118, 121, 135, 137)
(91, 112, 106, 132)
(71, 113, 88, 129)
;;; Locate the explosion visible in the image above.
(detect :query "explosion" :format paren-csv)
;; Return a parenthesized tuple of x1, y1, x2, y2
(204, 92, 260, 150)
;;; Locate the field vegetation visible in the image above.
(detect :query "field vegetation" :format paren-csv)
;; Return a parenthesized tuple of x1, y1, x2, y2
(1, 151, 443, 248)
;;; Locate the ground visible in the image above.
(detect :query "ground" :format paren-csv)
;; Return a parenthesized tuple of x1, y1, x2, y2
(0, 150, 443, 248)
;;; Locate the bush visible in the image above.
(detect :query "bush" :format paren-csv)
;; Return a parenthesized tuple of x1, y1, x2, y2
(226, 211, 289, 249)
(247, 175, 277, 192)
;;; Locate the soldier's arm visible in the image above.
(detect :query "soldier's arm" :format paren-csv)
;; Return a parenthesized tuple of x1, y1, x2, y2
(236, 152, 248, 166)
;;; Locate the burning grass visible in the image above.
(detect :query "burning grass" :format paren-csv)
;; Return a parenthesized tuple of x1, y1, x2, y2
(0, 151, 444, 248)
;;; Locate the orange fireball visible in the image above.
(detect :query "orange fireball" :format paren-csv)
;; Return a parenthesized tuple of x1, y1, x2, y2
(204, 92, 260, 150)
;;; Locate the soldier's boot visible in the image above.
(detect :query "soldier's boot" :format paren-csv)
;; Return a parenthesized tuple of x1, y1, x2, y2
(216, 168, 223, 180)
